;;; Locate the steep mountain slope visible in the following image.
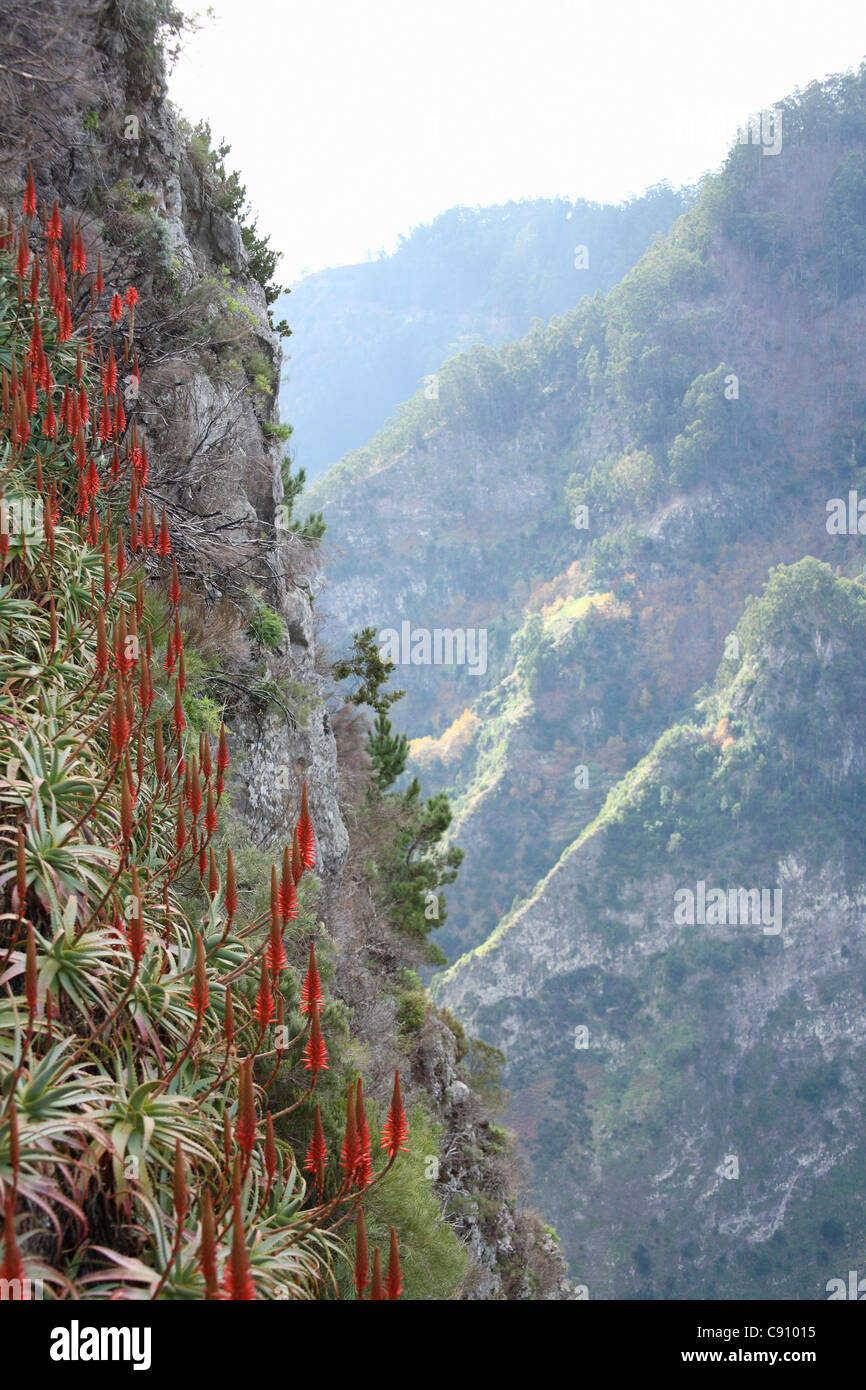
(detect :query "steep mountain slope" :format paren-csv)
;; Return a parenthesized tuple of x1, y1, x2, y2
(310, 62, 866, 1291)
(438, 560, 866, 1298)
(310, 67, 866, 955)
(277, 188, 687, 477)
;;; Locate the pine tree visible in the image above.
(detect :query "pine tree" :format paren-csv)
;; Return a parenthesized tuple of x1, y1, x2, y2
(367, 711, 409, 789)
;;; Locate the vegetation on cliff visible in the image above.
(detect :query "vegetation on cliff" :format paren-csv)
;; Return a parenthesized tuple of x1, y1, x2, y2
(0, 169, 424, 1299)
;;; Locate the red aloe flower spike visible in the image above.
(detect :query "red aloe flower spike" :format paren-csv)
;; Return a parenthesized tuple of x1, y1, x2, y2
(200, 1190, 218, 1299)
(224, 847, 237, 920)
(264, 1113, 277, 1185)
(253, 953, 274, 1026)
(223, 1198, 255, 1300)
(156, 506, 171, 556)
(355, 1077, 372, 1189)
(172, 677, 185, 737)
(370, 1247, 385, 1300)
(204, 785, 217, 839)
(71, 221, 86, 275)
(95, 250, 104, 295)
(138, 658, 153, 716)
(1, 1201, 25, 1287)
(95, 608, 109, 676)
(217, 722, 229, 775)
(105, 341, 117, 394)
(235, 1057, 257, 1156)
(48, 199, 62, 242)
(22, 163, 36, 218)
(125, 284, 139, 339)
(174, 794, 187, 853)
(16, 225, 29, 280)
(340, 1083, 359, 1184)
(25, 922, 38, 1016)
(385, 1227, 402, 1300)
(27, 255, 40, 305)
(128, 866, 145, 964)
(380, 1069, 409, 1158)
(303, 1102, 327, 1186)
(85, 455, 100, 498)
(291, 827, 303, 885)
(110, 680, 130, 754)
(267, 870, 287, 976)
(154, 719, 165, 783)
(299, 940, 322, 1017)
(296, 780, 316, 869)
(109, 291, 123, 323)
(279, 844, 296, 923)
(173, 1140, 187, 1223)
(191, 931, 209, 1015)
(120, 765, 133, 843)
(112, 606, 127, 673)
(85, 503, 100, 546)
(27, 311, 42, 364)
(190, 758, 203, 819)
(169, 556, 180, 606)
(302, 997, 328, 1077)
(199, 729, 209, 778)
(24, 362, 37, 416)
(354, 1207, 369, 1299)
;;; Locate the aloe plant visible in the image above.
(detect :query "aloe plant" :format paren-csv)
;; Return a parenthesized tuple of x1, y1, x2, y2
(0, 166, 404, 1300)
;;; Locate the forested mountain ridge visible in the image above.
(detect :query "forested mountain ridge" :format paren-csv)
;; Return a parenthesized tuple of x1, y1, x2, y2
(311, 62, 866, 1293)
(277, 187, 688, 477)
(311, 66, 866, 957)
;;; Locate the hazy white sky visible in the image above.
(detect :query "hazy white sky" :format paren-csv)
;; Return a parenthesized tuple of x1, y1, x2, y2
(168, 0, 866, 283)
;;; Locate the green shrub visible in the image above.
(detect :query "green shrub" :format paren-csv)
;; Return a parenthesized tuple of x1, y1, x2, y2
(249, 600, 286, 649)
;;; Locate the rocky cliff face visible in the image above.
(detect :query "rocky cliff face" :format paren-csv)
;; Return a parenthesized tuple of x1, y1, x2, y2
(1, 0, 347, 880)
(0, 0, 571, 1299)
